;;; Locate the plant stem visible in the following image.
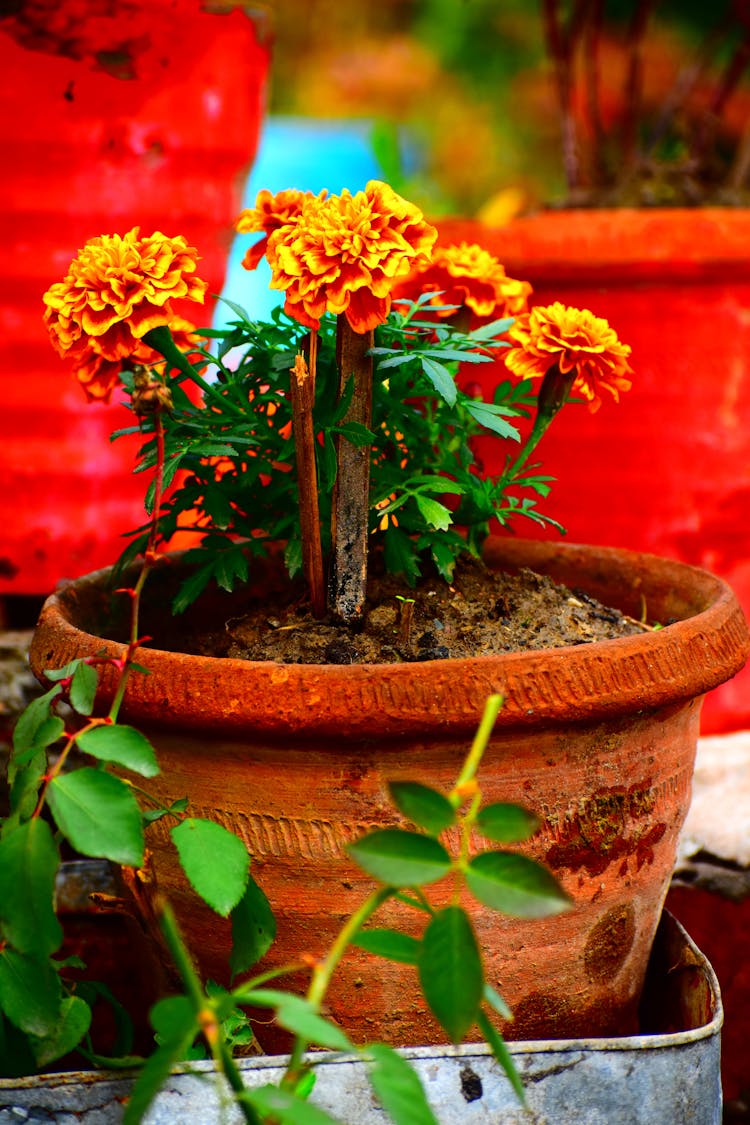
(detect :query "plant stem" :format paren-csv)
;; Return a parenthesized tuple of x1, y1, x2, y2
(289, 336, 326, 618)
(452, 693, 503, 800)
(109, 414, 167, 722)
(282, 885, 393, 1086)
(328, 318, 374, 623)
(159, 899, 258, 1125)
(503, 362, 576, 485)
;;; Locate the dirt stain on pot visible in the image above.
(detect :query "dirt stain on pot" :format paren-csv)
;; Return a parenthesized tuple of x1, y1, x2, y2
(584, 903, 636, 983)
(544, 783, 664, 876)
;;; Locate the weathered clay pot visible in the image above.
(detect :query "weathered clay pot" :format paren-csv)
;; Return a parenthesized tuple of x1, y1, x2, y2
(29, 538, 749, 1048)
(438, 208, 750, 736)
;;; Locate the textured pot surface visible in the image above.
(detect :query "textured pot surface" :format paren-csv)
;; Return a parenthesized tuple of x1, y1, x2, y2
(438, 209, 750, 736)
(30, 539, 749, 1046)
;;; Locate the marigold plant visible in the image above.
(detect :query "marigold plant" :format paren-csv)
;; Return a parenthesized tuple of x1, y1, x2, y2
(392, 241, 532, 322)
(505, 302, 633, 413)
(42, 181, 632, 623)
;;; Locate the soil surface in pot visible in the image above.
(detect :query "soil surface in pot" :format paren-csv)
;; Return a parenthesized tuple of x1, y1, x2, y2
(159, 557, 647, 665)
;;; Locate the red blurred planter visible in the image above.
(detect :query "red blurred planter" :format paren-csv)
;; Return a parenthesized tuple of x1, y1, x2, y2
(0, 3, 269, 595)
(438, 209, 750, 733)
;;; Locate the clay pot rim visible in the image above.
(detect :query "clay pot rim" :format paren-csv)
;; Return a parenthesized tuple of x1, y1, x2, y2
(30, 537, 750, 738)
(437, 209, 750, 284)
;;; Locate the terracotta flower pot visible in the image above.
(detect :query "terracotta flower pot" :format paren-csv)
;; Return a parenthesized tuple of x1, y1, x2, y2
(437, 208, 750, 734)
(29, 538, 749, 1048)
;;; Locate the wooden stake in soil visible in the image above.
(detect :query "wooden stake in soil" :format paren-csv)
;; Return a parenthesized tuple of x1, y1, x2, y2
(329, 318, 374, 623)
(289, 335, 326, 619)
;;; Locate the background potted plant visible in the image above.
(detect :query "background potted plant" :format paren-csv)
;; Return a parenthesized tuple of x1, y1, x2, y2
(435, 0, 750, 734)
(26, 181, 749, 1055)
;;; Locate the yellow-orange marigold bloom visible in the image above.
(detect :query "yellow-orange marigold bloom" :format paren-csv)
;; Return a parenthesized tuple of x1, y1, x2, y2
(43, 228, 207, 364)
(263, 181, 438, 334)
(505, 302, 633, 413)
(236, 187, 312, 271)
(392, 242, 532, 320)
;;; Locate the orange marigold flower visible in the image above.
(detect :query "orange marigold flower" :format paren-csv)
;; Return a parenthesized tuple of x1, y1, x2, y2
(236, 187, 312, 271)
(392, 241, 532, 320)
(505, 302, 633, 413)
(263, 180, 438, 334)
(43, 228, 207, 364)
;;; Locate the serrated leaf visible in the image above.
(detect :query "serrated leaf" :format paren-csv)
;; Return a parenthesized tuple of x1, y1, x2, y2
(387, 782, 456, 835)
(467, 316, 515, 340)
(352, 928, 421, 965)
(418, 907, 483, 1042)
(171, 818, 249, 916)
(0, 820, 62, 956)
(5, 751, 46, 828)
(230, 875, 277, 977)
(475, 804, 541, 844)
(465, 852, 571, 918)
(420, 356, 457, 404)
(0, 949, 62, 1037)
(367, 1042, 440, 1125)
(47, 768, 144, 866)
(11, 686, 62, 755)
(245, 1084, 337, 1124)
(348, 829, 451, 887)
(31, 995, 91, 1067)
(414, 494, 453, 531)
(69, 662, 98, 716)
(76, 724, 159, 778)
(464, 400, 520, 439)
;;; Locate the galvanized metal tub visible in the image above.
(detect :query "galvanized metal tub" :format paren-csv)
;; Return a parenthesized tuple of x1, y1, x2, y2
(0, 912, 722, 1124)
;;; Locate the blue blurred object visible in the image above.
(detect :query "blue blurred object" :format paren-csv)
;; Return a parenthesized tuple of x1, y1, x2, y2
(214, 117, 384, 328)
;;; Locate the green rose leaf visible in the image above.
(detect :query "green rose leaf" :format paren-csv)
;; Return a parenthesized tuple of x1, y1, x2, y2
(347, 829, 451, 887)
(11, 686, 62, 756)
(6, 750, 47, 826)
(352, 928, 421, 965)
(475, 803, 541, 843)
(237, 991, 352, 1052)
(483, 982, 513, 1022)
(273, 996, 352, 1051)
(244, 1085, 336, 1125)
(47, 768, 144, 867)
(0, 819, 62, 957)
(388, 781, 456, 836)
(31, 995, 92, 1068)
(418, 906, 483, 1043)
(0, 1011, 38, 1078)
(69, 661, 99, 717)
(476, 1009, 526, 1106)
(171, 818, 249, 917)
(367, 1042, 440, 1125)
(465, 851, 571, 918)
(124, 997, 199, 1125)
(0, 949, 62, 1037)
(76, 724, 159, 778)
(230, 875, 277, 977)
